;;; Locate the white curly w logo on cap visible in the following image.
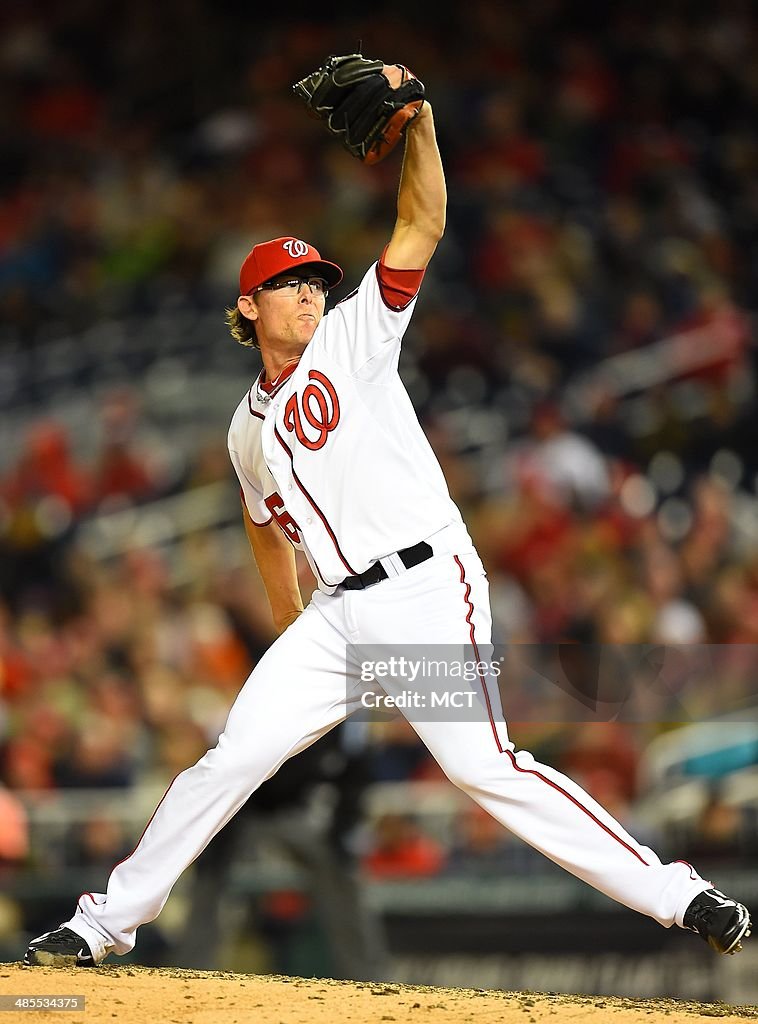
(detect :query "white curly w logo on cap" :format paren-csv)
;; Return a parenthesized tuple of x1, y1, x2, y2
(283, 239, 309, 258)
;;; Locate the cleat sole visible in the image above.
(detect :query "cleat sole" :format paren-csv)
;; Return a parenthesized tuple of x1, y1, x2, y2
(28, 950, 80, 968)
(25, 949, 94, 968)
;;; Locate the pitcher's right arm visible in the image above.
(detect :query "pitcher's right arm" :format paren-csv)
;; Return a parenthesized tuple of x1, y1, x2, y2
(242, 501, 304, 634)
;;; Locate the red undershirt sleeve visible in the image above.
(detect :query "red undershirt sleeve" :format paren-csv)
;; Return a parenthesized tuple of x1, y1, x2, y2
(376, 245, 426, 311)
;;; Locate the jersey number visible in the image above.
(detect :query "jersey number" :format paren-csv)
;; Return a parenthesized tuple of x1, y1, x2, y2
(264, 493, 301, 544)
(284, 370, 340, 451)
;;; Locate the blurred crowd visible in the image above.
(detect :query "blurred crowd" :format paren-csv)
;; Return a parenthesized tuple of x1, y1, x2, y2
(1, 0, 758, 961)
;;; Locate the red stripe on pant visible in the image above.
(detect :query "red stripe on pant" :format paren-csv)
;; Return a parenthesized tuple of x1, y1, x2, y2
(453, 555, 650, 867)
(107, 771, 182, 874)
(504, 749, 650, 866)
(454, 554, 503, 753)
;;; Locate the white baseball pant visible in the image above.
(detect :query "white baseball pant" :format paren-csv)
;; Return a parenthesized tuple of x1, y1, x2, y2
(65, 546, 711, 962)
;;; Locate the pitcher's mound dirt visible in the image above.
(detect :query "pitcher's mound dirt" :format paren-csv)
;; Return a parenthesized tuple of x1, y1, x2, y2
(2, 964, 758, 1023)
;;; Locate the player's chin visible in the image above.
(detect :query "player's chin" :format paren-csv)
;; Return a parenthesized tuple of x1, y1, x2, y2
(297, 317, 320, 342)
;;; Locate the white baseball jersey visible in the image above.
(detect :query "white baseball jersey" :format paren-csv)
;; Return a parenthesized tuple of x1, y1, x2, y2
(227, 259, 466, 590)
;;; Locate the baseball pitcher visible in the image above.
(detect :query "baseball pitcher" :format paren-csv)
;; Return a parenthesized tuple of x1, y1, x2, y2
(26, 55, 750, 969)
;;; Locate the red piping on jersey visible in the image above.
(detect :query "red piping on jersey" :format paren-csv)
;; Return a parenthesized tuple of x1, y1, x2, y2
(247, 388, 266, 418)
(274, 426, 357, 577)
(258, 362, 299, 396)
(241, 487, 272, 528)
(264, 492, 330, 587)
(248, 369, 298, 412)
(239, 477, 272, 527)
(241, 399, 270, 522)
(454, 555, 503, 754)
(335, 287, 359, 307)
(241, 391, 329, 579)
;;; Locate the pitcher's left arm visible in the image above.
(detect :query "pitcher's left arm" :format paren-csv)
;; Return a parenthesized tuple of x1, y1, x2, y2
(384, 103, 446, 271)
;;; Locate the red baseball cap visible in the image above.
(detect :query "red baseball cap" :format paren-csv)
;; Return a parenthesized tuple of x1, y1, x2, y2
(239, 236, 343, 295)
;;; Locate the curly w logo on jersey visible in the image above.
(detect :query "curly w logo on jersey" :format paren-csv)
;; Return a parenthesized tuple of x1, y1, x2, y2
(284, 370, 340, 450)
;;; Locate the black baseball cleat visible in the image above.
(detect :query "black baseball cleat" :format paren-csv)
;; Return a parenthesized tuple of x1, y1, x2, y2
(24, 927, 97, 968)
(683, 889, 752, 955)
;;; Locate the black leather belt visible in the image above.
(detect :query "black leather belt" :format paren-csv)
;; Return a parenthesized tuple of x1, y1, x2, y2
(341, 541, 433, 591)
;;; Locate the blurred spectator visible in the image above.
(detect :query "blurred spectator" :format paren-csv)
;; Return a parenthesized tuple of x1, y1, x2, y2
(91, 388, 171, 508)
(446, 804, 512, 877)
(507, 401, 610, 512)
(368, 719, 438, 783)
(67, 813, 131, 869)
(363, 814, 445, 879)
(559, 722, 640, 804)
(53, 720, 136, 789)
(682, 789, 745, 868)
(2, 423, 91, 518)
(0, 785, 29, 866)
(642, 541, 706, 644)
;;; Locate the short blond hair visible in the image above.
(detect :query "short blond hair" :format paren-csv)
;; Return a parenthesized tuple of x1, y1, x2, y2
(225, 305, 258, 349)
